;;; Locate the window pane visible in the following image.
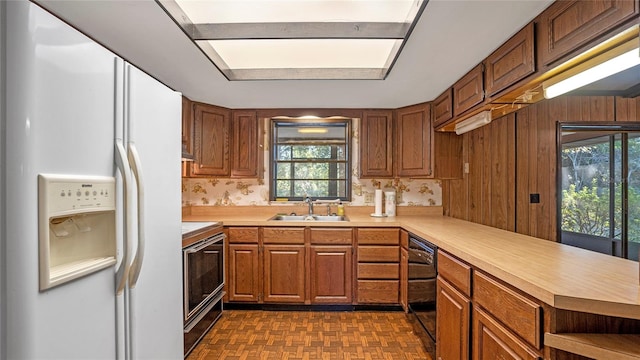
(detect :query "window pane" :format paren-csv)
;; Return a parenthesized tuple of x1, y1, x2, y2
(292, 145, 332, 160)
(276, 163, 291, 179)
(629, 135, 640, 260)
(294, 163, 329, 180)
(336, 163, 347, 178)
(561, 136, 611, 238)
(277, 145, 292, 160)
(275, 180, 291, 198)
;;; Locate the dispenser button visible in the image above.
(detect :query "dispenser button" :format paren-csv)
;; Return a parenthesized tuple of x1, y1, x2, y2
(85, 191, 90, 196)
(93, 191, 97, 196)
(60, 191, 66, 197)
(76, 191, 81, 197)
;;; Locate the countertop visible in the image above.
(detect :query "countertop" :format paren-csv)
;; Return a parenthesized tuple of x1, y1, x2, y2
(183, 210, 640, 321)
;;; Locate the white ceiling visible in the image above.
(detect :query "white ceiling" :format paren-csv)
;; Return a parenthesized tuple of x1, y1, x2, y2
(35, 0, 554, 109)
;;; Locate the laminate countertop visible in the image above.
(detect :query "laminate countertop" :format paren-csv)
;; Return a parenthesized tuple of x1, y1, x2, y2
(183, 211, 640, 321)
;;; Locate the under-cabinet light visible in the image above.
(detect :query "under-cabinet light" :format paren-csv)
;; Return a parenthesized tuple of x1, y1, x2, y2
(543, 38, 640, 99)
(454, 111, 492, 135)
(298, 128, 329, 134)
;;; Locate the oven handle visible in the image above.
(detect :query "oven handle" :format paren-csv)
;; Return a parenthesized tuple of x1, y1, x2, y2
(184, 233, 225, 254)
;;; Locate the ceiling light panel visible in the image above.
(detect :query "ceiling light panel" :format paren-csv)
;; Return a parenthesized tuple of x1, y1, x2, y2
(158, 0, 427, 80)
(174, 0, 421, 24)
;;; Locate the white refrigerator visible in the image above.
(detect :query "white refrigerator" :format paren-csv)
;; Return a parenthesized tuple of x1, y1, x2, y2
(2, 1, 184, 359)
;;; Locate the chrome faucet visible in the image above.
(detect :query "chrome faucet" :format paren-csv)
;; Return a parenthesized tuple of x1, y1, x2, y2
(305, 196, 314, 215)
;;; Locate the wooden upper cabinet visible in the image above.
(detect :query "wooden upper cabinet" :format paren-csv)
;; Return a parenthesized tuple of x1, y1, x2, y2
(453, 64, 485, 116)
(360, 110, 394, 178)
(484, 23, 535, 97)
(231, 110, 263, 178)
(192, 103, 231, 177)
(396, 103, 433, 178)
(432, 88, 453, 128)
(538, 0, 639, 66)
(181, 96, 194, 158)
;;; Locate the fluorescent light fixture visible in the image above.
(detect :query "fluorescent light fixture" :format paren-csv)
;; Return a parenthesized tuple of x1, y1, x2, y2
(454, 111, 492, 135)
(298, 128, 329, 134)
(157, 0, 427, 80)
(543, 38, 640, 99)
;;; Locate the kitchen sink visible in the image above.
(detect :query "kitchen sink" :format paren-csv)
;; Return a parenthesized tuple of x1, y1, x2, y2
(268, 214, 349, 222)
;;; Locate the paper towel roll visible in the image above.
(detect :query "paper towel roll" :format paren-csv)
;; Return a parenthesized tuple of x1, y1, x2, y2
(374, 189, 383, 215)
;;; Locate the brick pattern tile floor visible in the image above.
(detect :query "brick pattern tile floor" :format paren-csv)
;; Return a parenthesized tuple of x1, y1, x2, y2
(187, 310, 433, 360)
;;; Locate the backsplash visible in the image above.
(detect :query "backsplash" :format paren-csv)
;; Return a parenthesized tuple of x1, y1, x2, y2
(182, 118, 442, 207)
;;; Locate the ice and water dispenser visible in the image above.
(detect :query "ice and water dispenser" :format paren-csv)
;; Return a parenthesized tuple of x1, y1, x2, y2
(38, 174, 117, 290)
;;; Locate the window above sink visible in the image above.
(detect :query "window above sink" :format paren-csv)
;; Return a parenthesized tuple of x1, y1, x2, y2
(270, 117, 352, 202)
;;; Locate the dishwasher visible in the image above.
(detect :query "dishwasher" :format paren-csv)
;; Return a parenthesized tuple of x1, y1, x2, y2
(407, 234, 437, 356)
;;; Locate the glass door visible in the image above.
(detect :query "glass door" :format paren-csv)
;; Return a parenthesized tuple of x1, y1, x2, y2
(558, 123, 640, 261)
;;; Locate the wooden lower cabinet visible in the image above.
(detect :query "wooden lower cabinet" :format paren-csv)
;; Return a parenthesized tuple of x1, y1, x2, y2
(227, 244, 260, 302)
(263, 244, 306, 303)
(472, 307, 541, 360)
(310, 246, 352, 304)
(436, 276, 470, 360)
(400, 247, 408, 312)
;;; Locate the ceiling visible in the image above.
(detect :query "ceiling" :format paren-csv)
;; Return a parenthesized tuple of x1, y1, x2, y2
(35, 0, 555, 109)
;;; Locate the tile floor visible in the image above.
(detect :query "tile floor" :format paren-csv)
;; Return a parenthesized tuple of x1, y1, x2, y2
(187, 310, 433, 360)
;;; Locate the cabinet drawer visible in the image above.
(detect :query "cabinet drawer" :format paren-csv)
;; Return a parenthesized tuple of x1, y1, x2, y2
(310, 228, 352, 245)
(263, 227, 305, 244)
(357, 228, 399, 245)
(473, 271, 541, 349)
(358, 246, 399, 262)
(357, 280, 399, 304)
(227, 227, 259, 244)
(358, 263, 399, 279)
(438, 251, 472, 297)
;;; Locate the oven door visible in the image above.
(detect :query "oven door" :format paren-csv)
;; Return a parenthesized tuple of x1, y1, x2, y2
(183, 233, 224, 323)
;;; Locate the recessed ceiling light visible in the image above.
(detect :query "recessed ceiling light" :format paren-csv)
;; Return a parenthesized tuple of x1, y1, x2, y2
(157, 0, 427, 80)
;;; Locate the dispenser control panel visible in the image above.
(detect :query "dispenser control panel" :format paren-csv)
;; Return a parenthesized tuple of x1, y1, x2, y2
(39, 174, 115, 215)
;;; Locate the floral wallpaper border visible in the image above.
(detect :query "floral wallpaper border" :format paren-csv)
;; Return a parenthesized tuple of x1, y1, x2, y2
(182, 118, 442, 207)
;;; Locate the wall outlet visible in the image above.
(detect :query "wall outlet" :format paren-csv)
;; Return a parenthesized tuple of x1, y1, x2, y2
(464, 163, 470, 174)
(530, 193, 540, 203)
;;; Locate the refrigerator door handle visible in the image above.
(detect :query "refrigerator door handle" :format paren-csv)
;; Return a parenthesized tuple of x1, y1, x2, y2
(115, 139, 133, 296)
(127, 142, 145, 288)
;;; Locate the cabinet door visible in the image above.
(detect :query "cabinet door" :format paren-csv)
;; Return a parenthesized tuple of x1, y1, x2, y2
(453, 64, 484, 116)
(192, 103, 231, 176)
(538, 0, 639, 66)
(360, 110, 394, 178)
(231, 110, 262, 178)
(432, 88, 453, 128)
(263, 245, 306, 303)
(182, 96, 194, 158)
(228, 244, 260, 302)
(396, 102, 433, 178)
(400, 247, 408, 312)
(310, 246, 352, 304)
(484, 23, 535, 96)
(436, 277, 470, 360)
(472, 307, 541, 360)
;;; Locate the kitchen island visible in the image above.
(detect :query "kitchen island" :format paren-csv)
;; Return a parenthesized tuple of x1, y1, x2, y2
(183, 206, 640, 359)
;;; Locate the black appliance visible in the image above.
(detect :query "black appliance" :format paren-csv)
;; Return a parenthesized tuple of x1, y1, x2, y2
(182, 226, 225, 356)
(407, 234, 437, 356)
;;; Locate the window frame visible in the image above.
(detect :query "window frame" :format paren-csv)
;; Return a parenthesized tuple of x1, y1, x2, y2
(269, 117, 352, 202)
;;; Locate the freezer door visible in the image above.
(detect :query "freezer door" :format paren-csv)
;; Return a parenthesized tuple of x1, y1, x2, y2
(5, 2, 118, 358)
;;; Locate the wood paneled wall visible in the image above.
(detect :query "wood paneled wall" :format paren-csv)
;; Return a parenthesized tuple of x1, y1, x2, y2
(442, 95, 639, 242)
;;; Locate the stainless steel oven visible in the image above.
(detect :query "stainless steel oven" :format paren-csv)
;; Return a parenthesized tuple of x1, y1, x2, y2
(182, 227, 225, 356)
(407, 234, 437, 357)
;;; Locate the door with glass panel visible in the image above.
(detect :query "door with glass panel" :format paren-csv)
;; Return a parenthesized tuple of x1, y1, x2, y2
(558, 123, 640, 261)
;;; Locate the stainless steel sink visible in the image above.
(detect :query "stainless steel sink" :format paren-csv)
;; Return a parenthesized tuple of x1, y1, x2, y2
(268, 214, 349, 222)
